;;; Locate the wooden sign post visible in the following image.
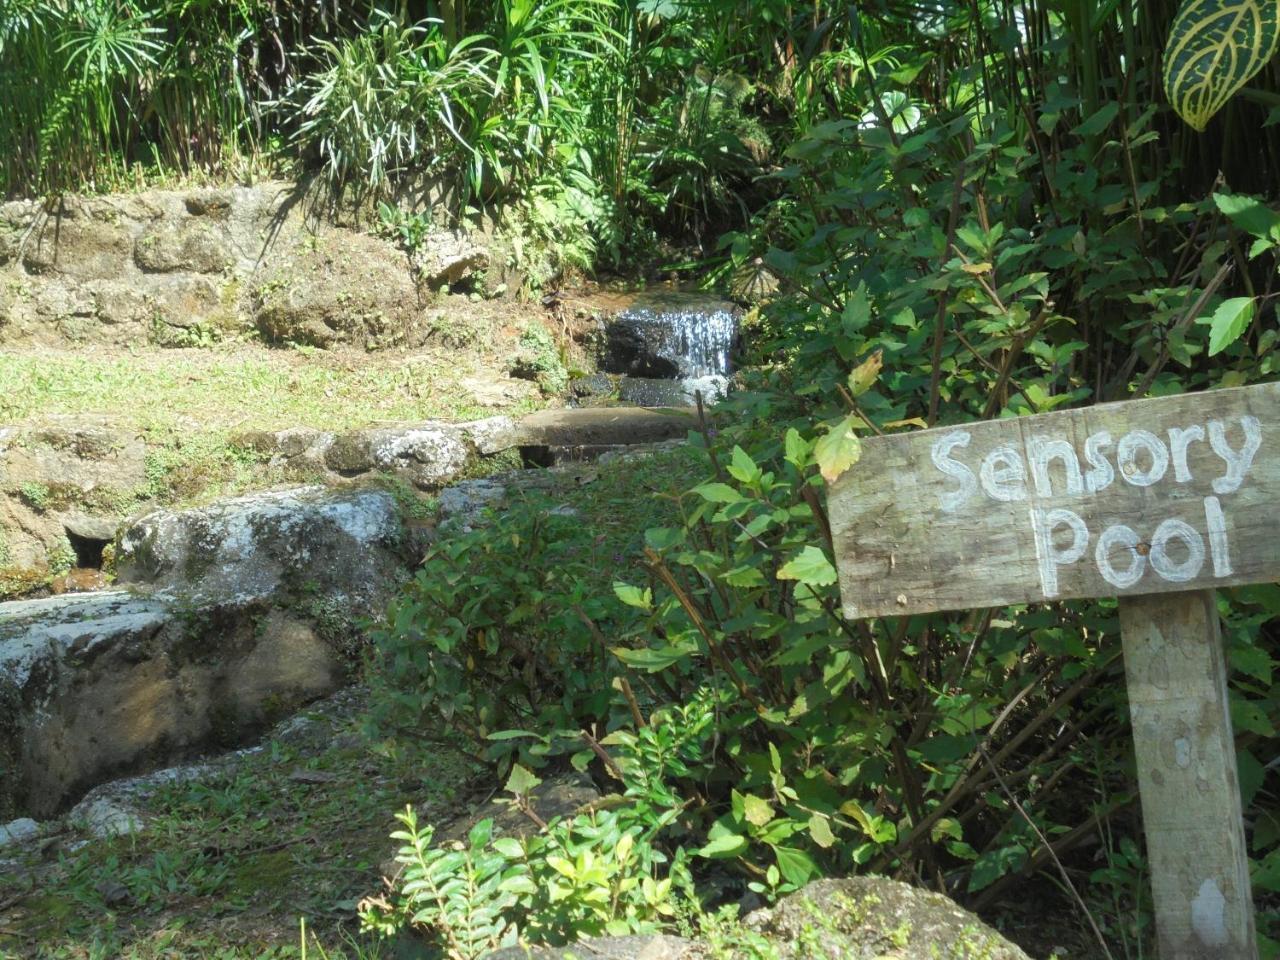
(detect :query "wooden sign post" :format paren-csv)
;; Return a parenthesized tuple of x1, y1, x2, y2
(828, 382, 1278, 959)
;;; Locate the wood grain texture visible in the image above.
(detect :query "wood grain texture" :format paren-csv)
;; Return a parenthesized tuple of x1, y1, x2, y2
(1119, 591, 1257, 959)
(828, 382, 1280, 619)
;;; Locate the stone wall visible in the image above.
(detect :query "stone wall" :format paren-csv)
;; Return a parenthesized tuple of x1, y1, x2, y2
(0, 183, 488, 349)
(0, 408, 695, 599)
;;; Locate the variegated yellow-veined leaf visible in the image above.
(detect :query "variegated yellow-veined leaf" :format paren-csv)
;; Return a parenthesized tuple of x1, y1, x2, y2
(1162, 0, 1280, 131)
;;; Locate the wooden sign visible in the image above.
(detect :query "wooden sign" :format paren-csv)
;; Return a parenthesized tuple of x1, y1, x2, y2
(829, 382, 1278, 619)
(828, 382, 1278, 960)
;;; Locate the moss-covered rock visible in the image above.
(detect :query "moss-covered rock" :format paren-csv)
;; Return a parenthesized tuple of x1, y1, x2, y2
(743, 877, 1031, 960)
(251, 231, 423, 349)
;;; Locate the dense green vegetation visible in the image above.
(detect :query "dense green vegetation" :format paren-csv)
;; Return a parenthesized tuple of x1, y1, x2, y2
(3, 0, 1279, 957)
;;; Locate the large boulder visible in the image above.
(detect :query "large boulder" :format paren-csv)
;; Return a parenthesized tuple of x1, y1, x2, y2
(0, 187, 279, 346)
(513, 408, 695, 447)
(743, 877, 1031, 959)
(0, 591, 341, 818)
(321, 418, 520, 490)
(0, 416, 147, 577)
(251, 231, 423, 349)
(114, 486, 413, 609)
(0, 416, 147, 496)
(20, 202, 135, 281)
(133, 219, 233, 274)
(324, 425, 472, 489)
(478, 877, 1030, 960)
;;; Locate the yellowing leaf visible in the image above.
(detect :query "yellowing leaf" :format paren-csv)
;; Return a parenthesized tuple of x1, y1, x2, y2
(847, 349, 883, 397)
(808, 814, 836, 848)
(616, 833, 634, 863)
(546, 855, 576, 878)
(814, 413, 862, 484)
(743, 794, 775, 827)
(613, 582, 653, 610)
(839, 798, 874, 833)
(882, 417, 928, 430)
(504, 763, 542, 797)
(1163, 0, 1280, 132)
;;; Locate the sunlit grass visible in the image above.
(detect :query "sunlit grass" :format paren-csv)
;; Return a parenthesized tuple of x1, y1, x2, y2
(0, 346, 541, 434)
(0, 694, 482, 959)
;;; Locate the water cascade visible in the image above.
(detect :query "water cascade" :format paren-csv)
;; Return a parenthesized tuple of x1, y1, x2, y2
(595, 291, 741, 406)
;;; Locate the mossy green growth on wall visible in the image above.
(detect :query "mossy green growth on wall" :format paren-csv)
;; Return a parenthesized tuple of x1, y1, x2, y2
(510, 324, 569, 396)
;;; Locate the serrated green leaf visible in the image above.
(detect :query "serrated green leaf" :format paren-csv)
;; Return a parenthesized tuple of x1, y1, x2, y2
(1207, 296, 1254, 355)
(1214, 192, 1280, 239)
(841, 284, 871, 334)
(772, 845, 819, 886)
(613, 582, 653, 610)
(1230, 643, 1273, 683)
(784, 427, 810, 467)
(722, 565, 765, 587)
(777, 545, 838, 587)
(814, 414, 862, 483)
(727, 445, 762, 484)
(1163, 0, 1280, 131)
(1230, 696, 1274, 736)
(696, 833, 748, 858)
(504, 764, 541, 797)
(693, 482, 743, 503)
(931, 817, 964, 842)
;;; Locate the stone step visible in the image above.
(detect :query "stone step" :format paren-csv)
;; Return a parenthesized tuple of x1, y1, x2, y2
(510, 406, 697, 448)
(0, 485, 415, 818)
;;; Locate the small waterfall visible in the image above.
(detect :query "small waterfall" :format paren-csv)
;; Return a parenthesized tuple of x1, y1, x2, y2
(595, 292, 741, 406)
(614, 297, 739, 378)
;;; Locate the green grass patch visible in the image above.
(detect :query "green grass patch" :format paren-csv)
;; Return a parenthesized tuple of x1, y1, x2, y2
(0, 347, 541, 435)
(0, 695, 484, 959)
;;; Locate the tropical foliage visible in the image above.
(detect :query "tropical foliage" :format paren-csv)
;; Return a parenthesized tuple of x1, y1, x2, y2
(4, 0, 1280, 957)
(358, 1, 1279, 956)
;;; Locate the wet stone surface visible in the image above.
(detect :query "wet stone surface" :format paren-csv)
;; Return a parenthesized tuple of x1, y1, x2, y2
(597, 291, 740, 382)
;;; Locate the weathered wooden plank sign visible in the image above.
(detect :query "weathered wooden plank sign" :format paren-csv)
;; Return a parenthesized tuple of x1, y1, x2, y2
(828, 381, 1278, 960)
(829, 382, 1278, 619)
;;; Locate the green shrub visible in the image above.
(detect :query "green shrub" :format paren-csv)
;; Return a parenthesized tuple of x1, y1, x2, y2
(362, 701, 712, 956)
(366, 494, 633, 766)
(287, 13, 489, 196)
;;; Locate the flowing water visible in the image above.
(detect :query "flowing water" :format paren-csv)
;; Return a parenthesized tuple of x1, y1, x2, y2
(592, 291, 741, 407)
